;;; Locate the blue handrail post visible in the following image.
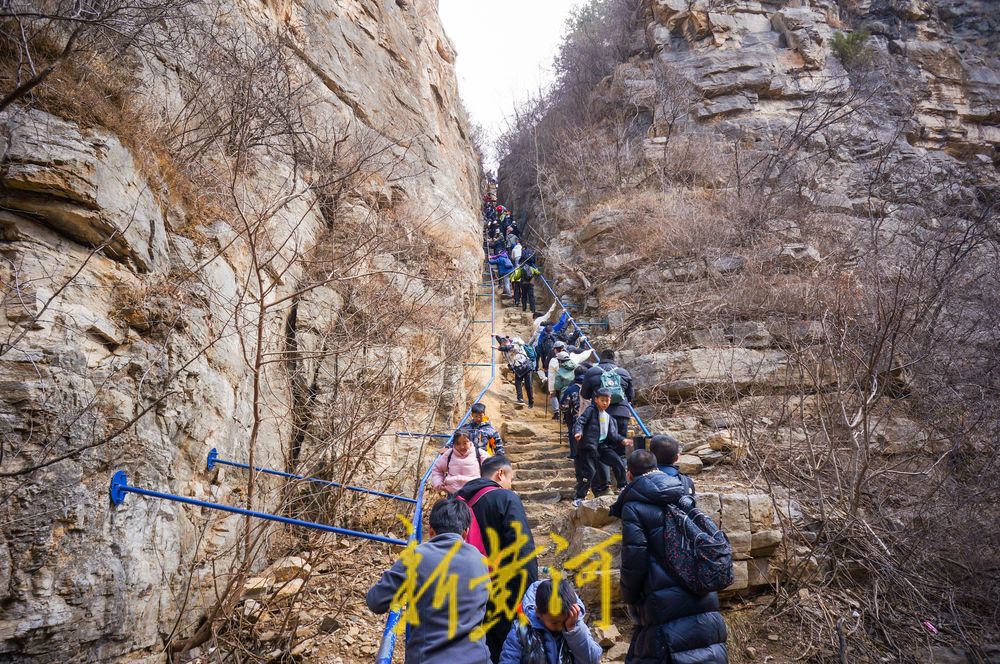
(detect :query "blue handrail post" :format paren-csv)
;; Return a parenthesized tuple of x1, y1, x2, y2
(376, 610, 401, 664)
(207, 449, 416, 504)
(109, 471, 408, 546)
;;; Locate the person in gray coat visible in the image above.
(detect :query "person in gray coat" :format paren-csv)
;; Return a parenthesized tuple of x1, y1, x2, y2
(366, 498, 491, 664)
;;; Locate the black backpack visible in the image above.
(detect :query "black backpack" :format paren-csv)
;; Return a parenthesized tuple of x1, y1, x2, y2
(559, 387, 580, 422)
(660, 496, 734, 595)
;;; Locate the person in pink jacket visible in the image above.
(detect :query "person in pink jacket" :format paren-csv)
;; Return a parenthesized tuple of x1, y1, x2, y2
(431, 432, 489, 496)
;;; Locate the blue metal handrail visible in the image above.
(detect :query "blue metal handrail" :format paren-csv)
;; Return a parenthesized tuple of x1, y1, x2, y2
(376, 260, 499, 663)
(206, 449, 416, 504)
(536, 273, 652, 437)
(108, 471, 407, 546)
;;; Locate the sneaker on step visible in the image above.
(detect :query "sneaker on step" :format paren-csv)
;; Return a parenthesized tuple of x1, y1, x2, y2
(516, 399, 525, 404)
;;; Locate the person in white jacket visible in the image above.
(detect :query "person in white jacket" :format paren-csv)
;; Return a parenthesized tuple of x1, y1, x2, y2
(547, 346, 594, 420)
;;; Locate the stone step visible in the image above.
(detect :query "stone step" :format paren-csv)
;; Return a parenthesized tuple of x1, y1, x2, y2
(515, 477, 576, 492)
(518, 487, 576, 503)
(515, 467, 576, 480)
(513, 458, 576, 471)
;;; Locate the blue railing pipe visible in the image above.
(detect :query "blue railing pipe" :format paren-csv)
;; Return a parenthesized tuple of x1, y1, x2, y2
(206, 449, 416, 504)
(108, 471, 407, 546)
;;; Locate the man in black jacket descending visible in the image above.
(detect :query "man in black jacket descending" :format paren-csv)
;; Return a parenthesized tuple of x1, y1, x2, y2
(610, 451, 729, 664)
(456, 456, 538, 663)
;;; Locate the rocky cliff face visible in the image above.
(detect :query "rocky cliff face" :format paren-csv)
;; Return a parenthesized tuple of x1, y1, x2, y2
(0, 0, 482, 660)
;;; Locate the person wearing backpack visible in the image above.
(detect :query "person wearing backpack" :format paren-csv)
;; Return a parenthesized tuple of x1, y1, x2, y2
(489, 251, 515, 297)
(559, 369, 586, 459)
(366, 498, 491, 664)
(431, 432, 489, 495)
(548, 347, 593, 421)
(572, 388, 632, 504)
(456, 456, 538, 663)
(650, 433, 696, 497)
(497, 335, 535, 407)
(580, 348, 635, 454)
(498, 578, 603, 664)
(516, 262, 540, 314)
(610, 451, 729, 664)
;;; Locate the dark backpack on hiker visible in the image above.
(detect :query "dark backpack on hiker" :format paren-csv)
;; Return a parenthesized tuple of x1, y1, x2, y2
(599, 367, 626, 404)
(559, 387, 580, 422)
(540, 334, 556, 362)
(661, 496, 734, 595)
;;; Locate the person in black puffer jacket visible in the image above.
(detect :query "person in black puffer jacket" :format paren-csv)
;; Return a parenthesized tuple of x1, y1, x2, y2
(610, 451, 729, 664)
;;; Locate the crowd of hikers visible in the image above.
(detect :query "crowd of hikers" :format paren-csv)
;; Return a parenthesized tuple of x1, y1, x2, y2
(367, 193, 730, 664)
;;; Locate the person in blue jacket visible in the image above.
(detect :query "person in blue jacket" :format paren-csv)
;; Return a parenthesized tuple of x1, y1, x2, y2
(489, 251, 515, 297)
(498, 578, 603, 664)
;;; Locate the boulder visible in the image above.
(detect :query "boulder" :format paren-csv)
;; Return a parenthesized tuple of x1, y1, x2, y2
(242, 576, 274, 599)
(676, 454, 704, 475)
(622, 347, 813, 399)
(274, 578, 305, 599)
(579, 209, 625, 245)
(567, 525, 621, 561)
(593, 623, 620, 648)
(572, 494, 619, 529)
(750, 529, 783, 556)
(575, 568, 622, 610)
(773, 244, 822, 270)
(265, 556, 312, 583)
(707, 430, 736, 452)
(709, 255, 746, 275)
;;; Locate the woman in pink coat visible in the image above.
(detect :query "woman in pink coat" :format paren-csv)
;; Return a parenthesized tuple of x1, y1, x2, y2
(431, 432, 489, 496)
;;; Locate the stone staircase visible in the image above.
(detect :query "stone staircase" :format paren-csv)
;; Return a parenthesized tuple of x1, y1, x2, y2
(486, 298, 630, 659)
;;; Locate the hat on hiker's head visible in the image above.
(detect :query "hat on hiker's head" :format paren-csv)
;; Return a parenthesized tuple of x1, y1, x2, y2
(595, 387, 612, 398)
(471, 402, 487, 414)
(553, 340, 566, 349)
(557, 351, 570, 361)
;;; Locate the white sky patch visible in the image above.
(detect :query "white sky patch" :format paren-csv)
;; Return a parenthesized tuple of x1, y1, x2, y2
(439, 0, 585, 170)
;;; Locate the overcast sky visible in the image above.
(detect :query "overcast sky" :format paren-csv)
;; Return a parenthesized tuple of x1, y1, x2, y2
(439, 0, 585, 170)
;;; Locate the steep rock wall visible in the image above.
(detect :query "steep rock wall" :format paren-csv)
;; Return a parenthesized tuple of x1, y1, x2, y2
(0, 0, 482, 661)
